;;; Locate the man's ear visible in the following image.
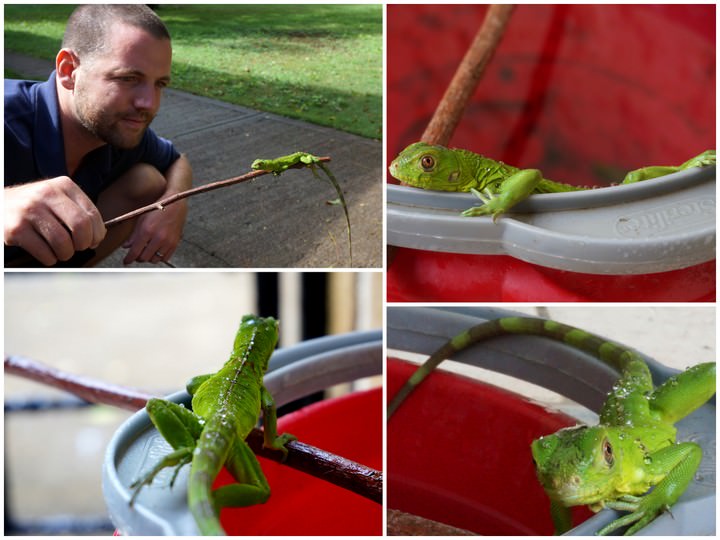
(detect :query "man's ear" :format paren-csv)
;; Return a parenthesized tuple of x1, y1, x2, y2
(56, 49, 80, 90)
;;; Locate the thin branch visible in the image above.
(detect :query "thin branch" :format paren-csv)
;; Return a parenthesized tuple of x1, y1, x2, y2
(4, 354, 381, 504)
(389, 6, 515, 266)
(422, 5, 515, 146)
(4, 354, 150, 410)
(104, 156, 332, 227)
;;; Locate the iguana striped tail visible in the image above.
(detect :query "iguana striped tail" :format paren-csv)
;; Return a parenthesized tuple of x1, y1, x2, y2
(388, 317, 647, 418)
(314, 161, 352, 266)
(187, 415, 235, 535)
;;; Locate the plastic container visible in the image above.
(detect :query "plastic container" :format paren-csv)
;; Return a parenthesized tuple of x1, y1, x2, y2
(103, 331, 382, 535)
(388, 165, 715, 274)
(387, 307, 716, 535)
(386, 5, 716, 301)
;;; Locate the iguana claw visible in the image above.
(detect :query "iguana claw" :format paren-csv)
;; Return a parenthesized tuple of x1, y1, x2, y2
(461, 188, 505, 222)
(266, 432, 298, 461)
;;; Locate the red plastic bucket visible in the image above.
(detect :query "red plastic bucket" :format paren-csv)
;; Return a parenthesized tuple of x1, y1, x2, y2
(387, 5, 715, 302)
(216, 387, 382, 535)
(388, 358, 593, 535)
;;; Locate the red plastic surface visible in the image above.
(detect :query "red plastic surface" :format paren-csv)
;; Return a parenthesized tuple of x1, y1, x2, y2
(216, 387, 382, 535)
(387, 358, 593, 535)
(388, 250, 716, 302)
(387, 5, 716, 302)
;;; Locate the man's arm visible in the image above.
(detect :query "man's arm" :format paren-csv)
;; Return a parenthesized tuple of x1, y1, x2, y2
(4, 176, 106, 266)
(121, 153, 192, 264)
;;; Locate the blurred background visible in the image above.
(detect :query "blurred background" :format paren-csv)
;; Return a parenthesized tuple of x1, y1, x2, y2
(4, 271, 382, 534)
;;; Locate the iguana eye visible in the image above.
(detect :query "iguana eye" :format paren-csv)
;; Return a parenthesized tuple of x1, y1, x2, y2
(602, 438, 614, 466)
(420, 155, 435, 171)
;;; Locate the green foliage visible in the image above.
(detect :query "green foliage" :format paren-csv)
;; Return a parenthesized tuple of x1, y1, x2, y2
(4, 4, 382, 139)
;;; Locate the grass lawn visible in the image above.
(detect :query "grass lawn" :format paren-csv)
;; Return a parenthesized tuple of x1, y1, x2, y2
(4, 4, 382, 139)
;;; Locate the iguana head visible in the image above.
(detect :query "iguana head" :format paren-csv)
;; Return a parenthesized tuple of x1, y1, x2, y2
(389, 142, 474, 191)
(531, 425, 631, 508)
(251, 158, 270, 170)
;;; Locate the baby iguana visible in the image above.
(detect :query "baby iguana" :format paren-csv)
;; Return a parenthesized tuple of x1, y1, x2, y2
(389, 143, 716, 220)
(388, 317, 716, 536)
(129, 315, 296, 535)
(252, 152, 352, 266)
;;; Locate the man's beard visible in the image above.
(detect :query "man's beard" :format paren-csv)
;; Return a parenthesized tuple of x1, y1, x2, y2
(74, 91, 154, 149)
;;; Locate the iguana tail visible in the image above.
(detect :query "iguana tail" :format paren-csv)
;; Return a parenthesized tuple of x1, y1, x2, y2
(187, 419, 234, 535)
(314, 161, 353, 266)
(189, 481, 224, 536)
(388, 316, 645, 418)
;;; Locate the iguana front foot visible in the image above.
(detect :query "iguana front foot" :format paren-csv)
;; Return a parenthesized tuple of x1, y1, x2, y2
(461, 188, 505, 221)
(129, 446, 194, 505)
(595, 440, 703, 535)
(461, 167, 544, 220)
(597, 496, 669, 536)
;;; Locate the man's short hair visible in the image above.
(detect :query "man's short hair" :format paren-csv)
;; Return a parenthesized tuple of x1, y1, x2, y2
(62, 4, 171, 60)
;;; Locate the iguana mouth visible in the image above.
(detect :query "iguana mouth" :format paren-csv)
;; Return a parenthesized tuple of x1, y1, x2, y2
(388, 164, 420, 188)
(544, 484, 604, 507)
(540, 474, 611, 507)
(388, 160, 405, 181)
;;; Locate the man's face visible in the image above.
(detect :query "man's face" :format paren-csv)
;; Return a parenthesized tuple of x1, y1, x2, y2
(72, 23, 172, 149)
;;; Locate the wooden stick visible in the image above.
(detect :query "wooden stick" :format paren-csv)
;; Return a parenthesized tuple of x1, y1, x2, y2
(4, 354, 152, 410)
(421, 4, 515, 146)
(388, 6, 515, 267)
(4, 354, 382, 504)
(104, 156, 331, 227)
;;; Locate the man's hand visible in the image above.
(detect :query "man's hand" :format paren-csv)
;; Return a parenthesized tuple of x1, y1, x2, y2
(120, 155, 191, 265)
(4, 177, 106, 266)
(121, 198, 187, 264)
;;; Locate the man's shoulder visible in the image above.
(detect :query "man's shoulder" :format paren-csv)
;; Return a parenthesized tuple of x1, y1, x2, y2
(4, 77, 35, 92)
(5, 74, 62, 185)
(4, 78, 39, 162)
(5, 78, 37, 116)
(5, 75, 54, 124)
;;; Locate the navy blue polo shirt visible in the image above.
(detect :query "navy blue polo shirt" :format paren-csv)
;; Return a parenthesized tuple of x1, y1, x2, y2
(5, 71, 180, 202)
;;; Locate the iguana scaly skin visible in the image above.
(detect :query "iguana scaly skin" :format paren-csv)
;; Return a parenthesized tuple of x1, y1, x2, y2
(389, 143, 716, 219)
(252, 152, 352, 265)
(130, 315, 296, 535)
(387, 317, 716, 535)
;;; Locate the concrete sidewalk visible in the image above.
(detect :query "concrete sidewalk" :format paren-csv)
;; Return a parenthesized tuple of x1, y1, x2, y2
(5, 52, 383, 268)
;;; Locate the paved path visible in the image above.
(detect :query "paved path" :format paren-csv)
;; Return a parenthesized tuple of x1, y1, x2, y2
(5, 52, 383, 268)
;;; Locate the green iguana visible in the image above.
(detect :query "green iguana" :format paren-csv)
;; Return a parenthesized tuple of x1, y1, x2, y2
(129, 315, 296, 535)
(252, 152, 352, 266)
(389, 143, 716, 220)
(387, 316, 716, 535)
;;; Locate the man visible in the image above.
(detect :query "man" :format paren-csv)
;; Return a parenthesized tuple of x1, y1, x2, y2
(5, 4, 192, 266)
